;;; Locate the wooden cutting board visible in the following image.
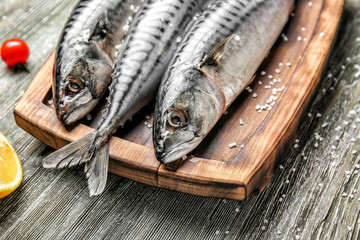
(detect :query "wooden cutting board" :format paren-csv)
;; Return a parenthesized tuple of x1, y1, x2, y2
(14, 0, 344, 200)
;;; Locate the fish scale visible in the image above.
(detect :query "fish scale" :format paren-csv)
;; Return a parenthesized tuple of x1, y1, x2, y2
(53, 0, 142, 125)
(44, 0, 210, 196)
(98, 0, 208, 133)
(153, 0, 294, 163)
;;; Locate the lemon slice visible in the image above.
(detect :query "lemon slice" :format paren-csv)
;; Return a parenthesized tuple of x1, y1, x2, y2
(0, 132, 22, 198)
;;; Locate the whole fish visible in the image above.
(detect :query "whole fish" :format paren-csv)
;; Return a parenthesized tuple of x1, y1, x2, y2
(153, 0, 295, 164)
(53, 0, 141, 125)
(44, 0, 209, 196)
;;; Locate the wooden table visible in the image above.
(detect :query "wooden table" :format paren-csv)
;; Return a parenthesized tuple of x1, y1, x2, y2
(0, 0, 359, 239)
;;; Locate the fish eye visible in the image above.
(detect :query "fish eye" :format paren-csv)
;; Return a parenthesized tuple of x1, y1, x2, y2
(66, 77, 84, 93)
(167, 109, 187, 128)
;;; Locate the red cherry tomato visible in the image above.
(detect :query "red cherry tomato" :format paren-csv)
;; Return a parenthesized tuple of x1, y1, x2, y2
(1, 39, 29, 67)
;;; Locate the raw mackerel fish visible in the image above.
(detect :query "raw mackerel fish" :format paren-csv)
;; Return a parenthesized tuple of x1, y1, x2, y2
(53, 0, 141, 125)
(44, 0, 209, 196)
(153, 0, 295, 164)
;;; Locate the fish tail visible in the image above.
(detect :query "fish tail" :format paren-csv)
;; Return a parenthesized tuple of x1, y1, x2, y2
(84, 142, 109, 196)
(42, 132, 110, 196)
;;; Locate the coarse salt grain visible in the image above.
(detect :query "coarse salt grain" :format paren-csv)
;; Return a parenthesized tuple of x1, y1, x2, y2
(320, 32, 325, 37)
(308, 1, 313, 6)
(229, 142, 237, 148)
(239, 118, 244, 125)
(286, 62, 292, 67)
(281, 33, 288, 41)
(261, 71, 266, 75)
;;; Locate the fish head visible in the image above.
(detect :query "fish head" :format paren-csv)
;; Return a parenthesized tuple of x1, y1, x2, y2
(153, 69, 224, 164)
(53, 42, 113, 125)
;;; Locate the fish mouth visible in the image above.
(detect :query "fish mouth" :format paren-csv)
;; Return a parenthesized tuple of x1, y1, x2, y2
(158, 138, 198, 164)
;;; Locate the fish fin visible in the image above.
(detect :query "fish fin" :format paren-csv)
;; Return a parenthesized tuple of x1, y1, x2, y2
(89, 12, 111, 41)
(199, 34, 239, 78)
(84, 143, 109, 196)
(42, 133, 96, 169)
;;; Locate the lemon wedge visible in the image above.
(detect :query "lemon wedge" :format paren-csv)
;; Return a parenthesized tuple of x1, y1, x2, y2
(0, 132, 22, 198)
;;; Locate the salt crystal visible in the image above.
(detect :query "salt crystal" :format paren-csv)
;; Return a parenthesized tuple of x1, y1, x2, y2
(261, 226, 266, 231)
(268, 75, 273, 79)
(261, 71, 267, 76)
(229, 142, 237, 148)
(279, 165, 284, 169)
(215, 230, 220, 235)
(253, 93, 258, 98)
(239, 118, 244, 125)
(301, 27, 306, 31)
(86, 114, 92, 121)
(225, 231, 229, 234)
(181, 155, 187, 160)
(355, 164, 360, 169)
(281, 33, 289, 42)
(308, 1, 313, 6)
(286, 62, 292, 67)
(349, 194, 354, 199)
(318, 183, 323, 187)
(235, 208, 240, 212)
(320, 32, 325, 37)
(316, 113, 322, 118)
(297, 36, 302, 41)
(342, 192, 348, 197)
(240, 144, 245, 149)
(264, 219, 269, 224)
(279, 62, 283, 67)
(295, 235, 301, 240)
(275, 69, 281, 74)
(145, 115, 150, 120)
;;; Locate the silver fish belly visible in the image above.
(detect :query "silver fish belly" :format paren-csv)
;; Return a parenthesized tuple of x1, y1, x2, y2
(43, 0, 208, 196)
(53, 0, 141, 125)
(153, 0, 295, 164)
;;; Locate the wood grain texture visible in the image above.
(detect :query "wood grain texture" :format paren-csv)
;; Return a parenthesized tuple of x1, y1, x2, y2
(14, 0, 343, 201)
(1, 0, 360, 239)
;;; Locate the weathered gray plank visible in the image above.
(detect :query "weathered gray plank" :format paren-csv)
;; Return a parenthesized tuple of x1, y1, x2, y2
(0, 0, 360, 239)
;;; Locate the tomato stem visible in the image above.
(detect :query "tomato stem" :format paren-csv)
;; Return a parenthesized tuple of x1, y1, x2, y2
(10, 63, 30, 73)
